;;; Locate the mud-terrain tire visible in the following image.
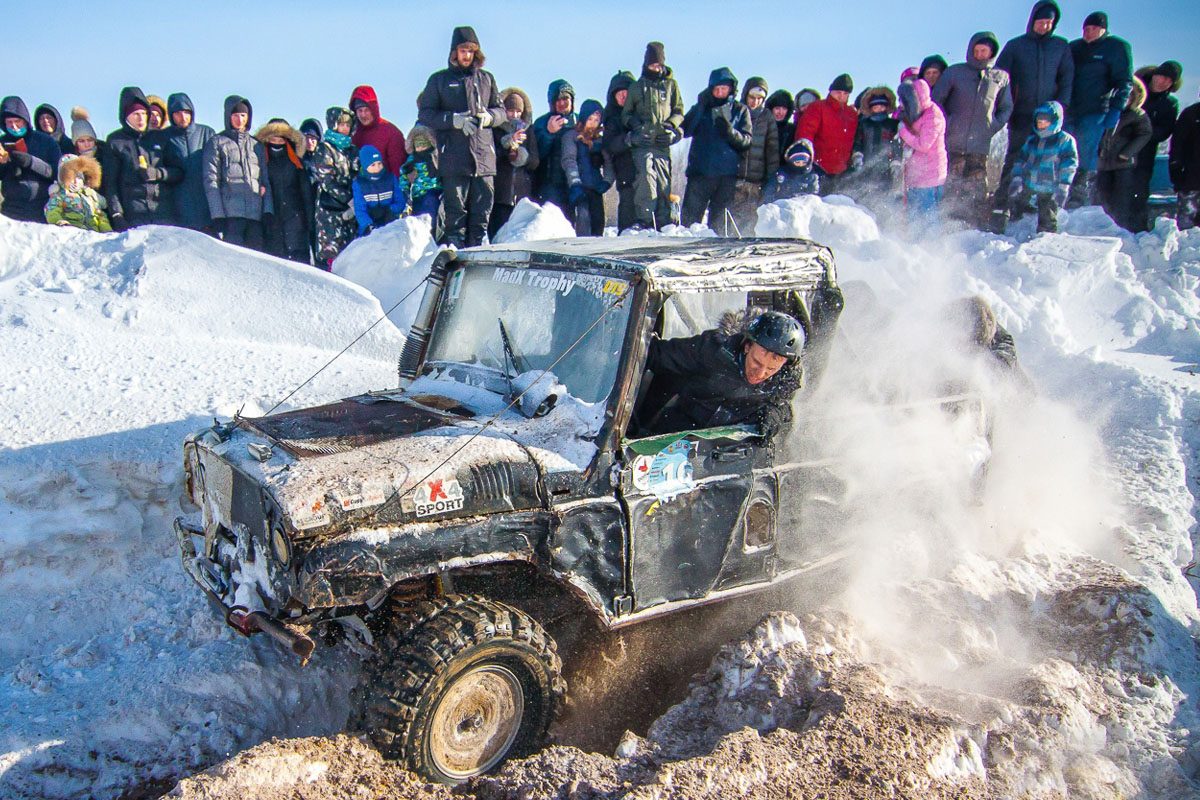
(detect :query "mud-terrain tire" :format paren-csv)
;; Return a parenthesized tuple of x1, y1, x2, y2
(354, 594, 565, 783)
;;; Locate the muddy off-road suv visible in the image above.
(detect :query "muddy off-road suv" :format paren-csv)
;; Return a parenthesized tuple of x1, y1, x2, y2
(176, 237, 847, 782)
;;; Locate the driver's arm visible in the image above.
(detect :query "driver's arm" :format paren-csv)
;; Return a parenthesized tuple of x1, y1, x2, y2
(645, 332, 709, 376)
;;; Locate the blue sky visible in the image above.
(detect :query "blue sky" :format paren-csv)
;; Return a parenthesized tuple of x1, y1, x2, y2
(6, 1, 1198, 135)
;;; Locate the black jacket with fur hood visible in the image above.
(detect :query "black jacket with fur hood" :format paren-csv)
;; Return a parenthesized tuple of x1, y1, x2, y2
(493, 88, 539, 205)
(417, 36, 505, 178)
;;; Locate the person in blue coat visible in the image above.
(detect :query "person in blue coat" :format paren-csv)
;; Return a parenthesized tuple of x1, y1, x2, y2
(353, 145, 406, 235)
(532, 79, 577, 213)
(0, 96, 61, 223)
(681, 67, 753, 233)
(163, 93, 216, 232)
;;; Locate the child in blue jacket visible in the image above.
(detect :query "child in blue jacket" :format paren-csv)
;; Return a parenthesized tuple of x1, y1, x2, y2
(353, 145, 406, 235)
(764, 138, 821, 202)
(1006, 101, 1078, 233)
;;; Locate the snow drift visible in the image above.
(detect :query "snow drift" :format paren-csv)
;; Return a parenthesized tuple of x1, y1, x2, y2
(2, 194, 1199, 799)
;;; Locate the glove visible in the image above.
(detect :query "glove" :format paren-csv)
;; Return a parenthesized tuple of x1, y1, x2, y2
(452, 112, 471, 130)
(665, 123, 682, 144)
(653, 130, 674, 147)
(714, 114, 733, 138)
(110, 213, 128, 232)
(632, 129, 654, 148)
(137, 166, 161, 182)
(568, 183, 586, 206)
(1052, 184, 1070, 208)
(8, 150, 31, 168)
(461, 116, 480, 137)
(850, 151, 865, 170)
(476, 112, 493, 128)
(499, 133, 515, 149)
(1102, 108, 1121, 130)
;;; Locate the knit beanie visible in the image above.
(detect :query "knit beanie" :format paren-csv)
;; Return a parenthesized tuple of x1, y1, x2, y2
(644, 41, 666, 68)
(69, 107, 97, 142)
(503, 92, 525, 114)
(232, 101, 250, 116)
(359, 145, 384, 171)
(829, 74, 854, 94)
(1084, 11, 1108, 28)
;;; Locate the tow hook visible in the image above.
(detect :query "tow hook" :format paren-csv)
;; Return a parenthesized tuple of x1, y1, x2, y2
(227, 606, 316, 666)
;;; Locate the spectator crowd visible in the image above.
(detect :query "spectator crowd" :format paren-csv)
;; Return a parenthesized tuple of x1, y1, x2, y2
(0, 2, 1195, 268)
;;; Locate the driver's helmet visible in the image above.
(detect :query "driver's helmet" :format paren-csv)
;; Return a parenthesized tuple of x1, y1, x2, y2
(745, 311, 805, 358)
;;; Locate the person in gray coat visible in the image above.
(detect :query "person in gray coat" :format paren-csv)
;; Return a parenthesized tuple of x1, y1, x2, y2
(417, 26, 505, 247)
(992, 0, 1074, 223)
(203, 95, 271, 250)
(932, 31, 1013, 227)
(163, 92, 215, 233)
(733, 77, 780, 234)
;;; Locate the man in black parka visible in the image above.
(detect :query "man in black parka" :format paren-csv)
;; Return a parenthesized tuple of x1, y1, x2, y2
(0, 96, 61, 222)
(417, 26, 505, 247)
(103, 86, 179, 229)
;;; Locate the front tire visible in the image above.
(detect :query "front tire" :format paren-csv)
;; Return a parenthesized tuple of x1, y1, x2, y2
(354, 594, 564, 783)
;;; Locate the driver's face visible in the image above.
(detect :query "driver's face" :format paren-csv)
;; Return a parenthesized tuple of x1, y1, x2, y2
(743, 342, 787, 385)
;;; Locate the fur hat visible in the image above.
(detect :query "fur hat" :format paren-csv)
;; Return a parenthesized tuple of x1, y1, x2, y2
(59, 154, 102, 189)
(829, 74, 853, 94)
(407, 125, 437, 153)
(254, 120, 306, 157)
(69, 107, 97, 142)
(644, 41, 666, 69)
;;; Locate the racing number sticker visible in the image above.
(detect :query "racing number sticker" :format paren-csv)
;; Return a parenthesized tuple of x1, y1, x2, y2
(413, 476, 465, 517)
(631, 439, 696, 501)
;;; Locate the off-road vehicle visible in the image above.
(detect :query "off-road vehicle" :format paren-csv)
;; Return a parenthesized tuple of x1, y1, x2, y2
(176, 237, 847, 782)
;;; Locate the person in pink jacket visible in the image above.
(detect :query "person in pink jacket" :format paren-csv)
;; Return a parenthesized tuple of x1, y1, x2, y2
(896, 78, 947, 231)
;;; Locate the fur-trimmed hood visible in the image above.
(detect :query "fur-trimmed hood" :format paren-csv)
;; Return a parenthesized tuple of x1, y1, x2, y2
(407, 124, 437, 153)
(766, 90, 794, 117)
(858, 86, 897, 115)
(146, 95, 169, 129)
(1127, 75, 1147, 110)
(254, 120, 306, 156)
(499, 87, 533, 125)
(59, 154, 102, 189)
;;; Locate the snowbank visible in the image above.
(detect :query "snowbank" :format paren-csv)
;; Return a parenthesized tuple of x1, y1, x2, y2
(2, 193, 1200, 799)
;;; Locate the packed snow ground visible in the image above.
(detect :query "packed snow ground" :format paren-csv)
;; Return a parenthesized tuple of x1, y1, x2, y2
(1, 194, 1198, 799)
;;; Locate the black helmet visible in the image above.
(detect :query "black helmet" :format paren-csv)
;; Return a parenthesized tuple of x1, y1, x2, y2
(745, 311, 804, 358)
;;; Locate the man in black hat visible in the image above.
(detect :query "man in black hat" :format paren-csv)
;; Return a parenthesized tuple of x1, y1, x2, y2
(417, 26, 505, 247)
(992, 1, 1074, 228)
(622, 41, 685, 229)
(1065, 11, 1133, 207)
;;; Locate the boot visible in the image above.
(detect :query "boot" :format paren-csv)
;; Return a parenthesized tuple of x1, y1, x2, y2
(988, 208, 1010, 235)
(1066, 170, 1095, 210)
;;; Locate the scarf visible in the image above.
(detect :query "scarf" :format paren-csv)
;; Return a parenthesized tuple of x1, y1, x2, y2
(324, 129, 352, 151)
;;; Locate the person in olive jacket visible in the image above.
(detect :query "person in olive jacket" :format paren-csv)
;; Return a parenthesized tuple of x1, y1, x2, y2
(203, 95, 271, 250)
(417, 26, 505, 248)
(1096, 76, 1151, 231)
(622, 41, 685, 230)
(932, 31, 1013, 227)
(163, 93, 215, 232)
(103, 86, 179, 229)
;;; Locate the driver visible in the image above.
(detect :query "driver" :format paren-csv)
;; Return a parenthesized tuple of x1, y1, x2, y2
(641, 311, 805, 437)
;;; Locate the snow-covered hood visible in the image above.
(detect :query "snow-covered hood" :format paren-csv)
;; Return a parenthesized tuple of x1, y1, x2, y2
(211, 380, 602, 535)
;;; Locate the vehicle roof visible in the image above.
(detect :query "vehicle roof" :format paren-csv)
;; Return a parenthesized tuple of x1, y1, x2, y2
(455, 237, 837, 292)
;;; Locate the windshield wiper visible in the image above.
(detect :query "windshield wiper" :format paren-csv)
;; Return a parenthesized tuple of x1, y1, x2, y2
(498, 318, 527, 400)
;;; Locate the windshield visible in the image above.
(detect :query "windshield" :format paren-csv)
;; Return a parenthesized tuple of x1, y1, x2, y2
(425, 265, 634, 405)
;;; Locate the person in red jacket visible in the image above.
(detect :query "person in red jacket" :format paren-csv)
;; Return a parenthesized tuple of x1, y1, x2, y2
(794, 74, 859, 195)
(348, 85, 408, 177)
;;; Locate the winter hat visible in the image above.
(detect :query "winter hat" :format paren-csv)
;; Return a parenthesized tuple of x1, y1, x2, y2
(1154, 60, 1184, 91)
(920, 55, 948, 76)
(69, 107, 97, 142)
(795, 89, 821, 109)
(123, 98, 148, 119)
(359, 145, 384, 171)
(785, 139, 814, 169)
(644, 41, 666, 69)
(829, 74, 853, 94)
(326, 106, 354, 130)
(766, 89, 794, 115)
(1032, 4, 1058, 21)
(451, 26, 480, 50)
(300, 118, 323, 139)
(503, 92, 525, 114)
(231, 100, 250, 116)
(1084, 11, 1108, 28)
(742, 76, 768, 103)
(578, 98, 603, 122)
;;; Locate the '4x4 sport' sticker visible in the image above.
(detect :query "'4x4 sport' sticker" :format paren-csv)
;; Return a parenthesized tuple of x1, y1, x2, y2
(412, 476, 465, 517)
(631, 439, 696, 501)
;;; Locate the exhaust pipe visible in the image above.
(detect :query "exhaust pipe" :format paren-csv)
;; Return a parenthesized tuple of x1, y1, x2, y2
(227, 607, 316, 666)
(398, 247, 458, 384)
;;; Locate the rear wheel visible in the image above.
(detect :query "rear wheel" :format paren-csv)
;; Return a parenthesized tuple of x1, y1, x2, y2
(353, 594, 564, 783)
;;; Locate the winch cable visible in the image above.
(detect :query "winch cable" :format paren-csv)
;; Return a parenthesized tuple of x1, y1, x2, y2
(263, 277, 431, 417)
(372, 284, 634, 520)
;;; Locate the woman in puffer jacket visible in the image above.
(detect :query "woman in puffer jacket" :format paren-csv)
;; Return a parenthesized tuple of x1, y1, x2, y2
(561, 99, 611, 236)
(896, 78, 947, 231)
(1096, 76, 1152, 232)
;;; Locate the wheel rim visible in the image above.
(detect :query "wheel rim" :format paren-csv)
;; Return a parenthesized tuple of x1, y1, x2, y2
(428, 663, 525, 779)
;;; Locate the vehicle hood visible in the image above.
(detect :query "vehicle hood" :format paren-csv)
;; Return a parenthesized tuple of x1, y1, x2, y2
(213, 382, 601, 535)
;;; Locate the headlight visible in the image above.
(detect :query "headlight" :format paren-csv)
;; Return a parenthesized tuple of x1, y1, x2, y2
(269, 519, 292, 568)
